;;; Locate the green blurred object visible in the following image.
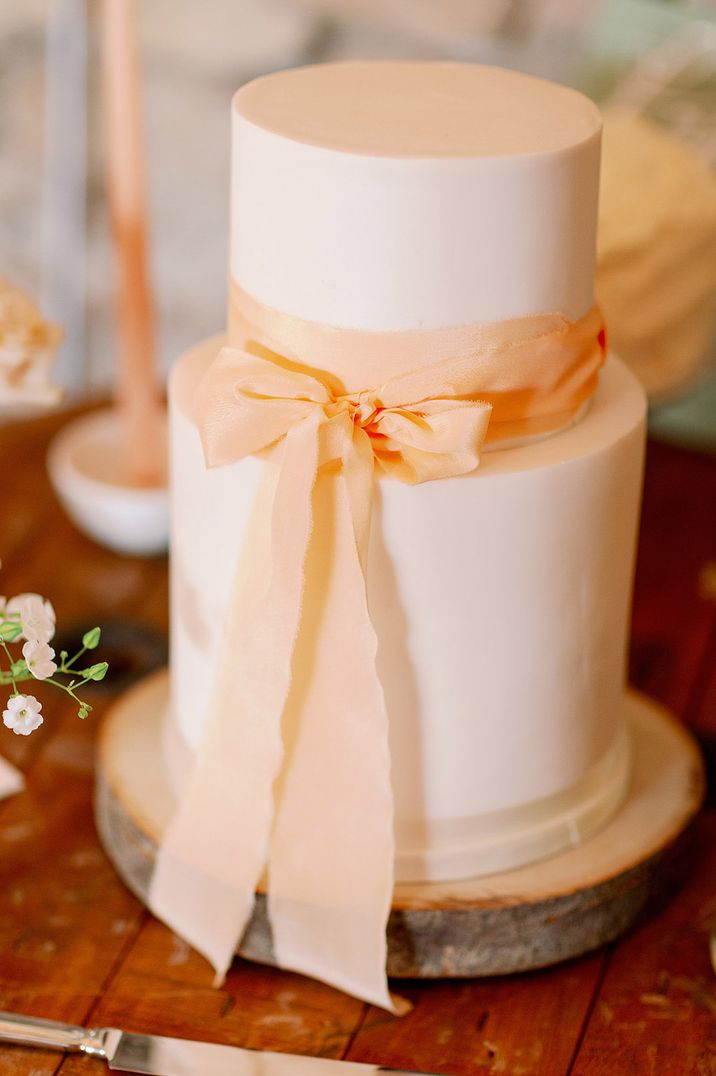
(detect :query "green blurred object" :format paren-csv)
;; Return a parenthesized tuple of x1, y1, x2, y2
(649, 371, 716, 452)
(580, 0, 716, 103)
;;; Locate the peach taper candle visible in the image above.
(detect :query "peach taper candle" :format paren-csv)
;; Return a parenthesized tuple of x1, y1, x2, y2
(102, 0, 165, 488)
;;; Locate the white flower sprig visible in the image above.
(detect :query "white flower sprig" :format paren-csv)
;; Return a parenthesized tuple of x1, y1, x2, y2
(0, 593, 107, 735)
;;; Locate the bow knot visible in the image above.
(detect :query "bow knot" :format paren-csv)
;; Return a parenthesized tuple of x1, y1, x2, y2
(196, 345, 494, 485)
(328, 390, 379, 429)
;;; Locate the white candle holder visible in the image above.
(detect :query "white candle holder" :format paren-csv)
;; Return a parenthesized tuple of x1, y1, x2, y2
(47, 407, 168, 557)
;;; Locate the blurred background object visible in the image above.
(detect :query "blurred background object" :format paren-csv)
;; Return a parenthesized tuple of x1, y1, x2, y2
(0, 277, 62, 410)
(585, 0, 716, 447)
(0, 0, 714, 446)
(42, 0, 86, 392)
(597, 107, 716, 403)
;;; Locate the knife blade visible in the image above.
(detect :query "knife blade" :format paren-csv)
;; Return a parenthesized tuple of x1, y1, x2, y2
(0, 1011, 438, 1076)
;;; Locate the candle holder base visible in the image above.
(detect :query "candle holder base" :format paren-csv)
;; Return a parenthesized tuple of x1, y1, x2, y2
(48, 407, 168, 557)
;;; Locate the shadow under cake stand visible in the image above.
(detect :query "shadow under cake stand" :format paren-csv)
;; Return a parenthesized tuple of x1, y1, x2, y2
(95, 671, 704, 978)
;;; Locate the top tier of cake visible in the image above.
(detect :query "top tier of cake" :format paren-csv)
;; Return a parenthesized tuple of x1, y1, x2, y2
(231, 62, 602, 332)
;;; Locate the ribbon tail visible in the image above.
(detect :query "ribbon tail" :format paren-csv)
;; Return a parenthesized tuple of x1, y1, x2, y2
(268, 428, 396, 1011)
(148, 410, 322, 982)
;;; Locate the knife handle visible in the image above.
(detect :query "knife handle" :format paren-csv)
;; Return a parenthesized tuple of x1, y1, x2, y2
(0, 1011, 111, 1056)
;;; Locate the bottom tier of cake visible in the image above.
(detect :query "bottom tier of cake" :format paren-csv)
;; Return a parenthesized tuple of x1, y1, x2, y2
(98, 676, 704, 977)
(168, 340, 646, 882)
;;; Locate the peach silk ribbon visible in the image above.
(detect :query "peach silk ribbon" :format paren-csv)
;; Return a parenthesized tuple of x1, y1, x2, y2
(149, 285, 607, 1010)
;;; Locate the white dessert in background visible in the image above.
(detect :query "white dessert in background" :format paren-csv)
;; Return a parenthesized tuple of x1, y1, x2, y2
(167, 62, 647, 882)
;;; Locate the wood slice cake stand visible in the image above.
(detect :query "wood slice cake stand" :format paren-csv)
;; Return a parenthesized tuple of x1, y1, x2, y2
(94, 670, 705, 978)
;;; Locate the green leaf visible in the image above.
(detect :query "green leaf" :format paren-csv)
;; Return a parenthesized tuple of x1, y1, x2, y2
(0, 622, 23, 642)
(11, 660, 27, 677)
(82, 627, 101, 650)
(83, 662, 108, 682)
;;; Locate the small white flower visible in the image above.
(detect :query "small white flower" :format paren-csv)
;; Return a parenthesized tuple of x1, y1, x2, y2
(6, 593, 56, 644)
(22, 639, 57, 680)
(3, 694, 43, 736)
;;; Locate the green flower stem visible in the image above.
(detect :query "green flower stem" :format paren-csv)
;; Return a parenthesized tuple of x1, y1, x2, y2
(0, 666, 93, 712)
(0, 641, 18, 695)
(0, 668, 33, 686)
(44, 677, 93, 710)
(59, 645, 88, 673)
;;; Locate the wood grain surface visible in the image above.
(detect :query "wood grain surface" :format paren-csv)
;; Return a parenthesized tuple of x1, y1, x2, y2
(0, 405, 713, 1076)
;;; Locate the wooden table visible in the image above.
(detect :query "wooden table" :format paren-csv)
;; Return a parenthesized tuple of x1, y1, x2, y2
(0, 405, 714, 1076)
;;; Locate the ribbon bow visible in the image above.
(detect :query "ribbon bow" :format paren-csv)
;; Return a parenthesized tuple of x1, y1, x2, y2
(149, 299, 606, 1012)
(197, 347, 493, 483)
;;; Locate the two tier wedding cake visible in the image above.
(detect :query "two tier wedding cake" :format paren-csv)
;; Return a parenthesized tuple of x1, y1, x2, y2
(148, 62, 646, 1009)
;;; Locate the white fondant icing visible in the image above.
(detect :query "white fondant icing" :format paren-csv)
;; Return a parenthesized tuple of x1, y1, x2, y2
(231, 63, 602, 328)
(169, 343, 645, 880)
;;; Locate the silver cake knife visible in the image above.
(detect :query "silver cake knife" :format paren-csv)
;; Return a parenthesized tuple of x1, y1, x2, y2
(0, 1011, 440, 1076)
